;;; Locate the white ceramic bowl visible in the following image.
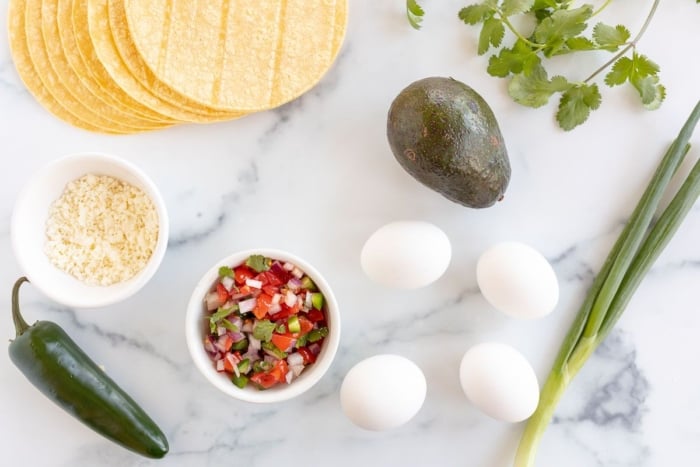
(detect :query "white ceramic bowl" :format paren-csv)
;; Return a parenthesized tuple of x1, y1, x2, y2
(186, 249, 341, 403)
(11, 153, 169, 308)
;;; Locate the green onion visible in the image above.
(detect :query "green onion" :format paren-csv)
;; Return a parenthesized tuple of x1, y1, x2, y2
(515, 101, 700, 467)
(253, 360, 272, 373)
(287, 315, 301, 333)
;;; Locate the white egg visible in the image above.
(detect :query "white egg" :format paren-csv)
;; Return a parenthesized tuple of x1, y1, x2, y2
(361, 221, 451, 289)
(476, 241, 559, 319)
(340, 354, 426, 431)
(459, 342, 539, 423)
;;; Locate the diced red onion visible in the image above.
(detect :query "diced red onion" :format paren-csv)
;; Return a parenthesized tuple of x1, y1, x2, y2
(264, 355, 277, 365)
(217, 326, 227, 336)
(285, 370, 294, 384)
(285, 290, 297, 307)
(229, 331, 245, 343)
(249, 336, 261, 351)
(242, 321, 254, 333)
(216, 335, 232, 352)
(216, 359, 225, 372)
(290, 364, 305, 377)
(304, 291, 313, 309)
(229, 316, 243, 330)
(204, 336, 217, 354)
(243, 348, 260, 362)
(246, 279, 263, 289)
(291, 267, 303, 279)
(287, 352, 304, 367)
(221, 276, 235, 291)
(268, 303, 282, 315)
(287, 278, 302, 290)
(271, 293, 282, 305)
(239, 297, 256, 314)
(309, 343, 322, 355)
(283, 262, 295, 271)
(205, 292, 222, 311)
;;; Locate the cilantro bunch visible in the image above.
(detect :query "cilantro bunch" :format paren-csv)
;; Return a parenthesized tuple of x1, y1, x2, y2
(405, 0, 683, 130)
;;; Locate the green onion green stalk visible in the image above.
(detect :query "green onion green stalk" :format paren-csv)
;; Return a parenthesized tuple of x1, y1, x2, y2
(514, 100, 700, 467)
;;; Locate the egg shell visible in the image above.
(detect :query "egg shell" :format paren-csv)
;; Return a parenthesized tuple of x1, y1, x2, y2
(361, 221, 451, 289)
(476, 241, 559, 319)
(340, 354, 427, 431)
(459, 342, 539, 423)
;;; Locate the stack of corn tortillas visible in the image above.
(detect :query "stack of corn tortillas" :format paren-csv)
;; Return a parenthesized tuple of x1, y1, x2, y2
(8, 0, 348, 134)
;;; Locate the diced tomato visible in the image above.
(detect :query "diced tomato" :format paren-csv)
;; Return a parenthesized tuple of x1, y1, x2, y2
(272, 301, 300, 320)
(269, 263, 291, 284)
(250, 372, 278, 389)
(223, 353, 239, 372)
(297, 316, 314, 335)
(305, 308, 325, 323)
(263, 270, 283, 286)
(297, 347, 316, 364)
(269, 359, 289, 383)
(234, 266, 255, 285)
(262, 285, 278, 296)
(216, 283, 229, 303)
(216, 334, 234, 352)
(252, 293, 274, 319)
(271, 333, 296, 352)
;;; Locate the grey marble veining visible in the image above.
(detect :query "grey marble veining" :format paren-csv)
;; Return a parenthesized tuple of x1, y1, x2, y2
(2, 1, 700, 466)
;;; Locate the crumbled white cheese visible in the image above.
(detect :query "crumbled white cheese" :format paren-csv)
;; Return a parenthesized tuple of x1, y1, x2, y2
(44, 174, 159, 286)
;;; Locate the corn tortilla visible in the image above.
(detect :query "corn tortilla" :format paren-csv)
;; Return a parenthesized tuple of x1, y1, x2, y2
(40, 0, 169, 132)
(84, 0, 204, 122)
(56, 0, 173, 124)
(105, 0, 242, 121)
(9, 0, 103, 132)
(123, 0, 349, 112)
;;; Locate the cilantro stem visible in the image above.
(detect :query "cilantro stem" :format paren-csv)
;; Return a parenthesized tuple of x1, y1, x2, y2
(584, 0, 660, 83)
(592, 0, 614, 17)
(496, 10, 543, 50)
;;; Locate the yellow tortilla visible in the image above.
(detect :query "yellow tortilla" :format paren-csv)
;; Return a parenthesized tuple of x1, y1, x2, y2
(86, 0, 228, 122)
(106, 0, 243, 121)
(40, 0, 169, 132)
(9, 0, 111, 132)
(123, 0, 349, 112)
(56, 0, 173, 123)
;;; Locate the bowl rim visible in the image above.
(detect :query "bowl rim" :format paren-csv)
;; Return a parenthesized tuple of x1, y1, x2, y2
(185, 248, 341, 403)
(10, 151, 169, 308)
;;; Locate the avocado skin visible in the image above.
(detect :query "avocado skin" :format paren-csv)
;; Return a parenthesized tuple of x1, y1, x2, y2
(387, 77, 511, 208)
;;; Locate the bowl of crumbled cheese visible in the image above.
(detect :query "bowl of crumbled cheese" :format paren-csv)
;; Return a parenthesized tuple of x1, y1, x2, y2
(11, 153, 169, 308)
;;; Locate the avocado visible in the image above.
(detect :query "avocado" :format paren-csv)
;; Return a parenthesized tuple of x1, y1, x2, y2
(387, 77, 510, 208)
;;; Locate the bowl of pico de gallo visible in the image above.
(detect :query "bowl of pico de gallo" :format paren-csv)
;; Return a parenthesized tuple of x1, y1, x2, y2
(185, 249, 340, 403)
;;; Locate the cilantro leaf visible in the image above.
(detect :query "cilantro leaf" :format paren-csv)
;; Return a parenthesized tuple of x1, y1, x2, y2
(556, 84, 601, 131)
(487, 39, 541, 77)
(406, 0, 425, 30)
(633, 53, 660, 77)
(604, 56, 634, 86)
(245, 255, 270, 273)
(458, 3, 493, 25)
(592, 23, 631, 51)
(252, 319, 276, 342)
(501, 0, 535, 17)
(534, 5, 593, 56)
(218, 266, 233, 278)
(478, 17, 505, 55)
(631, 75, 666, 110)
(563, 37, 596, 51)
(508, 65, 571, 108)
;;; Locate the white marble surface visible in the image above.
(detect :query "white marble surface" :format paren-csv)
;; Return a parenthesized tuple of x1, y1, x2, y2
(2, 1, 700, 466)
